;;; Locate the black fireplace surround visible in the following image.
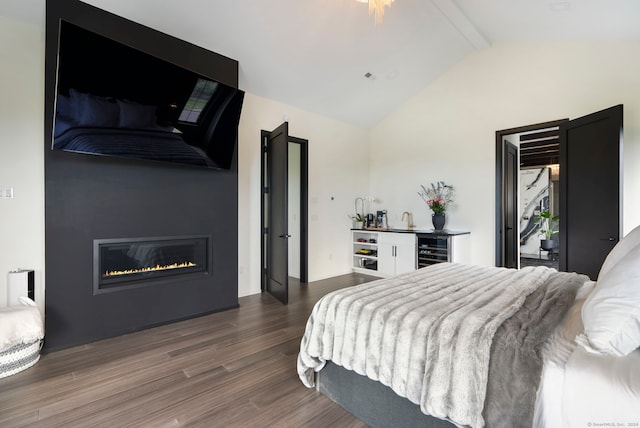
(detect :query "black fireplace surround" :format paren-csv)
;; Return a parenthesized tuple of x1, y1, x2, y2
(94, 236, 211, 293)
(44, 0, 239, 351)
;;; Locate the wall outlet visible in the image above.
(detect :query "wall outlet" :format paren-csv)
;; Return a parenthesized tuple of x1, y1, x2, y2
(0, 187, 14, 199)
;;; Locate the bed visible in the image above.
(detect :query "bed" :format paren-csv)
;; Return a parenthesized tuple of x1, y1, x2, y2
(297, 226, 640, 428)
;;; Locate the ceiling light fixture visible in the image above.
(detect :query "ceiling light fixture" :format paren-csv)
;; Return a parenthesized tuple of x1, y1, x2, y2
(356, 0, 394, 25)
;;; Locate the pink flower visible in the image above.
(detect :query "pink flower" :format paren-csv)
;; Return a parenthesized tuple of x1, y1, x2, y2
(418, 182, 455, 214)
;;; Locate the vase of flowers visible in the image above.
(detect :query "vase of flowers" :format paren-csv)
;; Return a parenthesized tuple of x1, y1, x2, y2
(418, 181, 455, 231)
(432, 212, 446, 230)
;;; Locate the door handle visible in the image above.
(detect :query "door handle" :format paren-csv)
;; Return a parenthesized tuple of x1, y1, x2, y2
(601, 237, 617, 242)
(279, 234, 291, 239)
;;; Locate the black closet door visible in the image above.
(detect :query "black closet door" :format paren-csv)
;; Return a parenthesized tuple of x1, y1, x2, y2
(560, 105, 622, 280)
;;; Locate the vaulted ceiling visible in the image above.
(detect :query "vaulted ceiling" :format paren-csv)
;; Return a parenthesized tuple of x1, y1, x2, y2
(2, 0, 640, 128)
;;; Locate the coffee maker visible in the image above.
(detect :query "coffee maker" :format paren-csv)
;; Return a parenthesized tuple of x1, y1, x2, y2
(365, 213, 375, 228)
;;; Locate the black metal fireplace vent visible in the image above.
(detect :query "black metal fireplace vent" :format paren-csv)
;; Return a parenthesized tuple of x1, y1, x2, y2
(93, 235, 211, 294)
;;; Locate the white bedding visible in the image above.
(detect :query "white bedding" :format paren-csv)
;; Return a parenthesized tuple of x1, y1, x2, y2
(534, 281, 640, 428)
(298, 263, 565, 428)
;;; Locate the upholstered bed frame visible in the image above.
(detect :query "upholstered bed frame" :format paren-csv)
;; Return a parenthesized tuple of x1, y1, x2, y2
(317, 361, 455, 428)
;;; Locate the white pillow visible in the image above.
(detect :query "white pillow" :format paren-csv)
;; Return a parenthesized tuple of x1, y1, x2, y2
(598, 224, 640, 279)
(577, 243, 640, 356)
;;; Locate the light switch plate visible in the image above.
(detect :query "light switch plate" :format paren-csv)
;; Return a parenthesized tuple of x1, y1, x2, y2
(0, 187, 14, 199)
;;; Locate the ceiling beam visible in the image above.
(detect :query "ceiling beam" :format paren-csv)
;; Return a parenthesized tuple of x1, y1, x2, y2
(431, 0, 491, 50)
(520, 130, 559, 142)
(520, 153, 560, 166)
(520, 141, 559, 151)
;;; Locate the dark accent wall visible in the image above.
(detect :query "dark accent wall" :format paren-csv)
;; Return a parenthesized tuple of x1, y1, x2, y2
(44, 0, 239, 351)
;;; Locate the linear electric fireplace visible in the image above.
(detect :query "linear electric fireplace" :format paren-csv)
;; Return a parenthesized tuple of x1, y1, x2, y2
(94, 235, 211, 294)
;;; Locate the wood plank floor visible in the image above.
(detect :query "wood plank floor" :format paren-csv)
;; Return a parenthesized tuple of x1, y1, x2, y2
(0, 273, 376, 428)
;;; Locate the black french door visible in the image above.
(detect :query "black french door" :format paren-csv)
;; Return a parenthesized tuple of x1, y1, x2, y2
(264, 122, 289, 304)
(559, 105, 622, 280)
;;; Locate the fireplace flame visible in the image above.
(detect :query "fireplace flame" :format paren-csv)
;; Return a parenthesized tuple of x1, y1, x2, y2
(105, 261, 197, 277)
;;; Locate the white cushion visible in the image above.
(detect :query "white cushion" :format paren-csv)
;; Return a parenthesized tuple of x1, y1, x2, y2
(0, 302, 44, 351)
(598, 224, 640, 279)
(577, 244, 640, 356)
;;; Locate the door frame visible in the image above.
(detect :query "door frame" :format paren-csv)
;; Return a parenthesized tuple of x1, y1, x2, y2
(495, 119, 568, 267)
(503, 140, 518, 268)
(260, 129, 309, 293)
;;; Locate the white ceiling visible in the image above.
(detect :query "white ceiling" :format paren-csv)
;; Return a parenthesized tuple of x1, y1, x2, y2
(2, 0, 640, 128)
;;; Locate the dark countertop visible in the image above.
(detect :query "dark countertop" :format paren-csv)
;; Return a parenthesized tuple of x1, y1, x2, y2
(353, 228, 470, 236)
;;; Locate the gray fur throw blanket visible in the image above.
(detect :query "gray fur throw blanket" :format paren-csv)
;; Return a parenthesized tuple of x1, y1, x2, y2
(297, 263, 586, 428)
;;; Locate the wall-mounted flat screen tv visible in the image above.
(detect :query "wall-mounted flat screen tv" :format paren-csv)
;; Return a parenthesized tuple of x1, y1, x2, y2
(52, 20, 244, 170)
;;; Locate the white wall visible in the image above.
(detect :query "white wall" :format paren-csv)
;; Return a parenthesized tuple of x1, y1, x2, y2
(369, 41, 640, 267)
(3, 15, 637, 304)
(0, 16, 45, 311)
(236, 93, 369, 297)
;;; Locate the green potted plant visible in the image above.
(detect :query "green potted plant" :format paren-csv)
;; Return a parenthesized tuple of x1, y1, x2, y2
(536, 210, 559, 250)
(350, 213, 364, 229)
